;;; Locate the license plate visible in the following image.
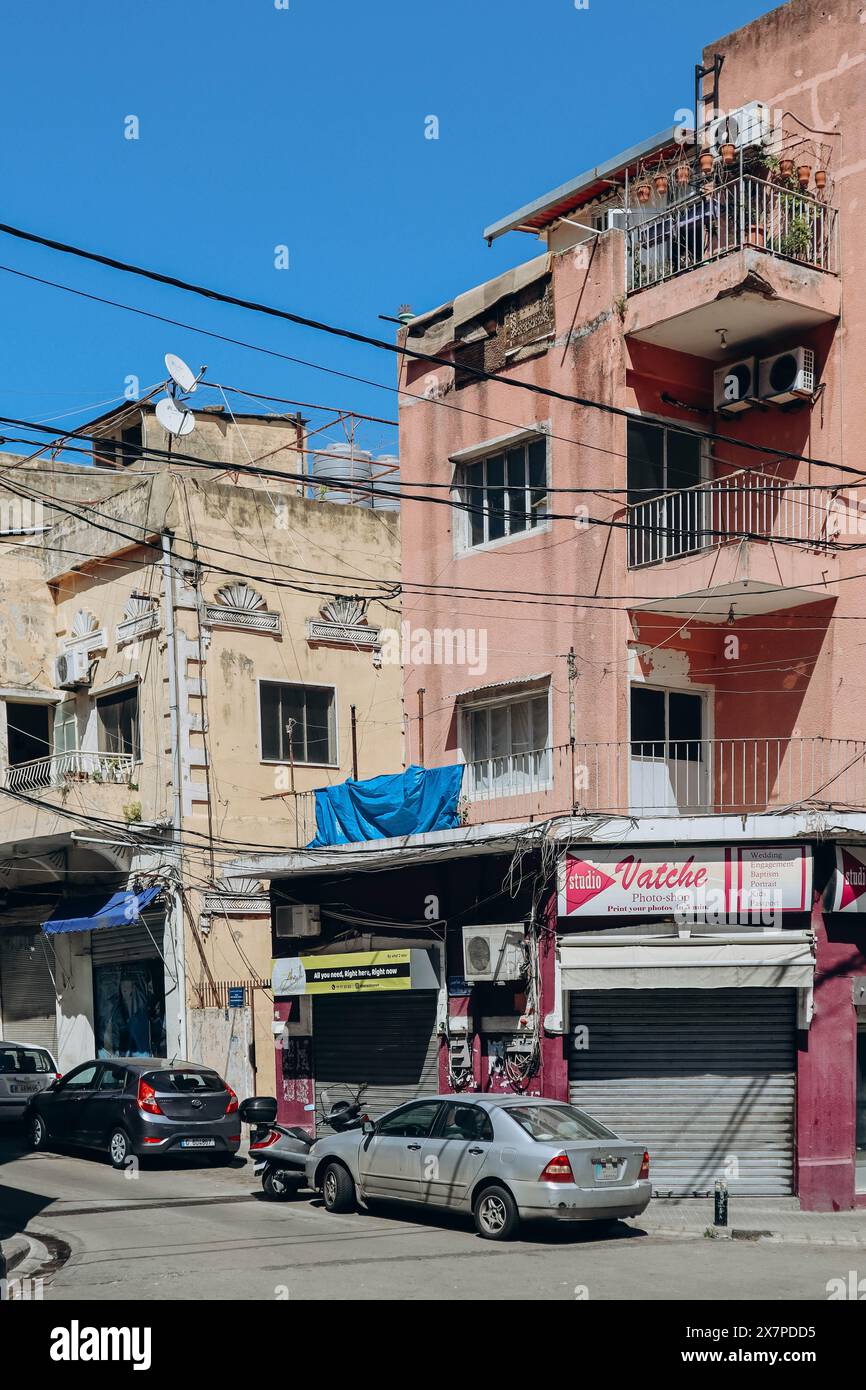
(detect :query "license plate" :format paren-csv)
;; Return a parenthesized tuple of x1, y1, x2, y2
(9, 1083, 37, 1094)
(179, 1138, 216, 1149)
(594, 1162, 620, 1184)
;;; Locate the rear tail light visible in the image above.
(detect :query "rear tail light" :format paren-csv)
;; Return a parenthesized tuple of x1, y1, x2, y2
(250, 1129, 281, 1151)
(225, 1086, 239, 1116)
(639, 1150, 650, 1180)
(137, 1078, 163, 1115)
(539, 1153, 574, 1184)
(55, 1073, 62, 1080)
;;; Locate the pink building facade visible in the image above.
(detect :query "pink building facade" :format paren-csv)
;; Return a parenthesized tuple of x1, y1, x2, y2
(397, 0, 866, 1209)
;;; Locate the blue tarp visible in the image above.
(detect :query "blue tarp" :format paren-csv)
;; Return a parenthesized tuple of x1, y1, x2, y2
(307, 764, 464, 848)
(42, 886, 162, 936)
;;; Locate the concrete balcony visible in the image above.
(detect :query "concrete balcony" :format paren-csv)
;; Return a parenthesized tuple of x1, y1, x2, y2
(3, 751, 136, 793)
(461, 737, 866, 822)
(625, 177, 839, 356)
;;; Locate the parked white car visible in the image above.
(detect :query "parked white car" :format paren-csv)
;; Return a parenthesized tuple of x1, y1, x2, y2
(0, 1040, 60, 1121)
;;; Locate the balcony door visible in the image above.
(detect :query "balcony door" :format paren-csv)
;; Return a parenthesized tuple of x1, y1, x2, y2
(627, 420, 706, 567)
(5, 701, 52, 789)
(630, 685, 709, 814)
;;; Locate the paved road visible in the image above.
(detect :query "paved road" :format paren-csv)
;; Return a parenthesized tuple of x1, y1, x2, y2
(0, 1131, 858, 1301)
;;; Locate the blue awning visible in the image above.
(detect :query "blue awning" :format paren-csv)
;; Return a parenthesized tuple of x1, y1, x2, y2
(42, 886, 163, 936)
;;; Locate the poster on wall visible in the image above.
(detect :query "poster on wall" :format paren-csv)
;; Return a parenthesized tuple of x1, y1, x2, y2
(93, 959, 166, 1057)
(828, 845, 866, 912)
(272, 948, 439, 996)
(558, 844, 812, 919)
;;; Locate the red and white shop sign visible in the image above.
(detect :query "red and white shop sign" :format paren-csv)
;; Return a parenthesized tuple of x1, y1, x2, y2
(558, 844, 812, 918)
(829, 845, 866, 913)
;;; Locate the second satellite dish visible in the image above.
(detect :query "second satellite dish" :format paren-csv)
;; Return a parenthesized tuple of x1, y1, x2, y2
(165, 353, 199, 394)
(156, 395, 196, 437)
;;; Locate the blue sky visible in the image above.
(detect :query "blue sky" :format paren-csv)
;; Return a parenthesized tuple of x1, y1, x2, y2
(0, 0, 774, 459)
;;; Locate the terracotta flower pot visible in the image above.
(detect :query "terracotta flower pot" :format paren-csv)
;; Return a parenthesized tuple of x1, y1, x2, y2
(797, 164, 812, 189)
(675, 163, 691, 187)
(748, 224, 765, 248)
(699, 149, 714, 174)
(636, 182, 651, 205)
(653, 174, 668, 196)
(720, 142, 736, 166)
(779, 157, 794, 178)
(815, 169, 827, 190)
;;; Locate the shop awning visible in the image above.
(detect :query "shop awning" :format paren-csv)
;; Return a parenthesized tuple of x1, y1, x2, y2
(560, 933, 815, 990)
(41, 886, 162, 936)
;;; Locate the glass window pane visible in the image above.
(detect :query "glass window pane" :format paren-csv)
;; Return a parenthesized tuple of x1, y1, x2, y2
(666, 430, 702, 491)
(627, 421, 664, 503)
(528, 440, 547, 524)
(304, 688, 333, 763)
(668, 691, 703, 762)
(486, 455, 505, 541)
(466, 460, 485, 547)
(469, 707, 489, 761)
(630, 686, 665, 756)
(530, 696, 549, 750)
(506, 447, 527, 534)
(490, 705, 510, 759)
(511, 699, 531, 755)
(260, 684, 282, 760)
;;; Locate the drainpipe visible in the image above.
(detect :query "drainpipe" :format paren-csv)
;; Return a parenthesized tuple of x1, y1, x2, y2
(161, 530, 188, 1058)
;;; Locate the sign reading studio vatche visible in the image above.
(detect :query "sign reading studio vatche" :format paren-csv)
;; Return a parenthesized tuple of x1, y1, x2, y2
(828, 844, 866, 912)
(558, 844, 812, 919)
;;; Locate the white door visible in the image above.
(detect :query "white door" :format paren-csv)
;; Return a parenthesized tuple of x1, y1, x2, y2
(630, 686, 709, 814)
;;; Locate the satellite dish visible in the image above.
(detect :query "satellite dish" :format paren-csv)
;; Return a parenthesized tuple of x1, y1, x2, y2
(156, 395, 196, 437)
(165, 353, 199, 394)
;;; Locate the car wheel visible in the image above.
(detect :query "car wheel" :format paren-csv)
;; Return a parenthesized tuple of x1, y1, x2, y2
(108, 1128, 132, 1169)
(263, 1167, 299, 1200)
(321, 1161, 355, 1213)
(28, 1113, 48, 1150)
(473, 1184, 520, 1241)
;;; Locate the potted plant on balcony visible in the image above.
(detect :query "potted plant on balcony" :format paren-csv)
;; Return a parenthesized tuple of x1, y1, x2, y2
(699, 148, 714, 175)
(635, 179, 652, 205)
(674, 160, 691, 188)
(653, 172, 668, 197)
(719, 140, 736, 166)
(779, 213, 814, 261)
(796, 162, 812, 189)
(779, 156, 794, 179)
(815, 168, 827, 192)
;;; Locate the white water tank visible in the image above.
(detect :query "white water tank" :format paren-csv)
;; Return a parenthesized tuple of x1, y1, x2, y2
(371, 454, 401, 511)
(311, 443, 373, 505)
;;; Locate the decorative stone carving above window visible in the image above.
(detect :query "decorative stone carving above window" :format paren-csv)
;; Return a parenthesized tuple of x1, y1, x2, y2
(307, 596, 381, 649)
(116, 593, 160, 647)
(202, 876, 270, 915)
(65, 608, 107, 654)
(203, 582, 282, 635)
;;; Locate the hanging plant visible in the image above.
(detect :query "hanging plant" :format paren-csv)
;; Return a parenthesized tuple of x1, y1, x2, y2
(815, 169, 827, 191)
(653, 172, 668, 196)
(699, 149, 714, 174)
(797, 163, 812, 189)
(635, 180, 652, 204)
(720, 141, 736, 166)
(674, 162, 691, 187)
(779, 156, 794, 179)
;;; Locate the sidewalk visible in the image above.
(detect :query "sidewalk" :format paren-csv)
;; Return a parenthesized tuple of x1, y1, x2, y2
(641, 1198, 866, 1248)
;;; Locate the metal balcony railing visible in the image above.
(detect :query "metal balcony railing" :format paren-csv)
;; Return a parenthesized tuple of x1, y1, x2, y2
(461, 737, 866, 820)
(627, 471, 837, 568)
(627, 175, 838, 293)
(3, 751, 136, 793)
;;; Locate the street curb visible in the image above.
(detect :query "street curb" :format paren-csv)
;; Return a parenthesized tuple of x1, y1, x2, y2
(0, 1236, 30, 1276)
(644, 1223, 866, 1248)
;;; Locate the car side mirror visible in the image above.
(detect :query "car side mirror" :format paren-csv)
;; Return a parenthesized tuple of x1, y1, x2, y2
(361, 1116, 375, 1136)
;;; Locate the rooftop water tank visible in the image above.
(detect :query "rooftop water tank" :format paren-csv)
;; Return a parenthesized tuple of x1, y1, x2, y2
(311, 443, 373, 506)
(371, 454, 401, 511)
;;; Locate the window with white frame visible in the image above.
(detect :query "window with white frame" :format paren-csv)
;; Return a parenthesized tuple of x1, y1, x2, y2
(457, 436, 547, 550)
(260, 681, 337, 765)
(53, 701, 78, 757)
(463, 691, 550, 798)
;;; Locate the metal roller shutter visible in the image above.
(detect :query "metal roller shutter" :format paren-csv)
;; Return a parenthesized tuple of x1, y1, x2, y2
(0, 934, 58, 1054)
(568, 988, 796, 1197)
(90, 915, 165, 967)
(314, 990, 440, 1121)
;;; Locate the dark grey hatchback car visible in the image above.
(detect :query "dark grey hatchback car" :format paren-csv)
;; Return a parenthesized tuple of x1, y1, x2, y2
(25, 1058, 242, 1168)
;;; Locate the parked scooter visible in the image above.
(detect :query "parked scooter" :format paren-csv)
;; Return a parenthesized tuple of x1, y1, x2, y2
(238, 1086, 367, 1200)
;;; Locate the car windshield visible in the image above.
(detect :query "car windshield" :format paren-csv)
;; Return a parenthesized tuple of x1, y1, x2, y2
(146, 1070, 224, 1093)
(0, 1046, 52, 1074)
(504, 1103, 616, 1142)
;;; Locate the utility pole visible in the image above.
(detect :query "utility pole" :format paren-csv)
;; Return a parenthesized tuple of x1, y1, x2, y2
(567, 647, 577, 810)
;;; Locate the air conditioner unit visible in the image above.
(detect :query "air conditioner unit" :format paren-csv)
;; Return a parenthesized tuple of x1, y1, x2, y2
(592, 206, 627, 234)
(462, 925, 526, 983)
(713, 356, 758, 414)
(274, 904, 321, 939)
(709, 101, 771, 155)
(758, 347, 816, 404)
(54, 648, 92, 690)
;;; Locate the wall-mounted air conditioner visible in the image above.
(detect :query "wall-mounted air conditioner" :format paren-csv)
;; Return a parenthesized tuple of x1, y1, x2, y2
(713, 357, 758, 414)
(592, 207, 627, 234)
(274, 904, 321, 939)
(758, 347, 816, 404)
(462, 924, 526, 983)
(54, 649, 92, 690)
(709, 101, 771, 156)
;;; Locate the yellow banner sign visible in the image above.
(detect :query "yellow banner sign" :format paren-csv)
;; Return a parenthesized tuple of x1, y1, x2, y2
(272, 949, 412, 996)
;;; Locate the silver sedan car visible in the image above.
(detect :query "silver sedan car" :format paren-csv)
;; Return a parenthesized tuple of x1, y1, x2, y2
(306, 1094, 651, 1240)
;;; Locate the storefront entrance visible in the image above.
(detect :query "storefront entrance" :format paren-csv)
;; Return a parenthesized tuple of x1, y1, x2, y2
(0, 932, 57, 1054)
(92, 919, 166, 1058)
(312, 990, 439, 1124)
(568, 988, 797, 1196)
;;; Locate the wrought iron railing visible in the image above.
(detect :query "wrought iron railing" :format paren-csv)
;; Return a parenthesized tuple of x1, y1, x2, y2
(3, 751, 136, 792)
(627, 470, 837, 567)
(627, 175, 838, 292)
